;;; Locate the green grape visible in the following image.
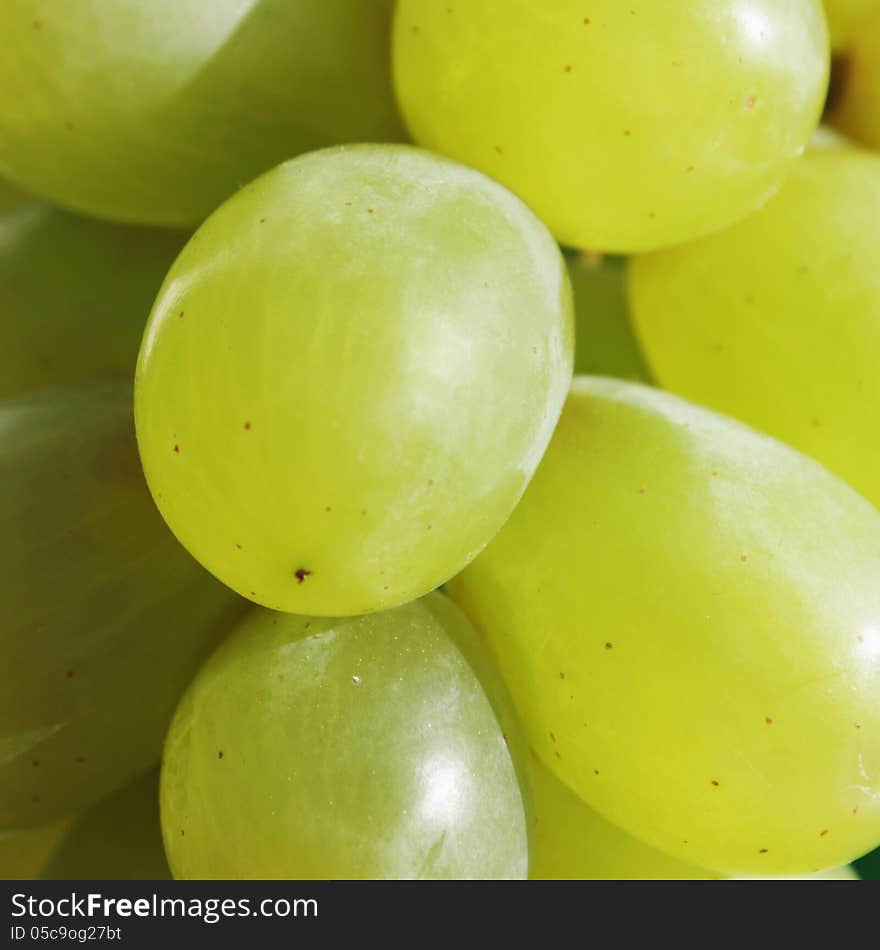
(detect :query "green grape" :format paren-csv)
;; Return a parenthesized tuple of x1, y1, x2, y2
(447, 378, 880, 877)
(823, 0, 880, 50)
(0, 201, 186, 399)
(566, 253, 652, 383)
(830, 10, 880, 149)
(0, 0, 405, 227)
(393, 1, 829, 253)
(43, 772, 170, 880)
(136, 145, 573, 616)
(529, 756, 716, 880)
(0, 820, 71, 881)
(161, 593, 529, 880)
(629, 150, 880, 509)
(0, 383, 245, 830)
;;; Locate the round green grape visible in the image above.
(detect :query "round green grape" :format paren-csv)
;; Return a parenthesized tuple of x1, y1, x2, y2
(823, 0, 880, 50)
(630, 149, 880, 509)
(161, 593, 529, 879)
(0, 0, 405, 227)
(43, 772, 170, 880)
(567, 253, 652, 383)
(0, 201, 186, 398)
(393, 1, 829, 253)
(135, 145, 573, 616)
(0, 382, 245, 829)
(830, 10, 880, 149)
(529, 756, 716, 880)
(448, 378, 880, 876)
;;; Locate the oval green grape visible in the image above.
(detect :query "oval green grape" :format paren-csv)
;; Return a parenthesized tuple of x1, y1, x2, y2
(629, 149, 880, 509)
(0, 382, 245, 829)
(136, 145, 573, 616)
(161, 593, 529, 880)
(0, 201, 186, 398)
(830, 9, 880, 149)
(43, 772, 170, 880)
(393, 1, 829, 253)
(0, 0, 405, 227)
(448, 377, 880, 876)
(567, 253, 652, 383)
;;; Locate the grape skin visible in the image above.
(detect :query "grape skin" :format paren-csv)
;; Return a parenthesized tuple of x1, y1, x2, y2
(0, 200, 186, 398)
(161, 594, 529, 880)
(393, 0, 829, 253)
(448, 378, 880, 876)
(630, 149, 880, 510)
(42, 772, 170, 881)
(136, 145, 573, 616)
(0, 0, 406, 227)
(0, 383, 246, 829)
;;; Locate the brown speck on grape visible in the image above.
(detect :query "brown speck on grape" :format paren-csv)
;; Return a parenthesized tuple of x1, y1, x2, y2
(711, 779, 720, 787)
(686, 165, 695, 173)
(259, 218, 267, 224)
(367, 208, 374, 214)
(352, 675, 361, 685)
(853, 807, 859, 815)
(180, 829, 185, 837)
(855, 722, 862, 730)
(244, 421, 252, 430)
(426, 524, 432, 531)
(249, 591, 256, 596)
(638, 486, 646, 495)
(648, 211, 656, 219)
(33, 19, 43, 29)
(173, 444, 179, 453)
(235, 543, 242, 550)
(218, 751, 224, 760)
(75, 756, 85, 764)
(564, 64, 572, 72)
(494, 145, 504, 155)
(32, 760, 39, 767)
(66, 670, 75, 679)
(304, 622, 311, 630)
(427, 479, 434, 486)
(560, 672, 565, 680)
(361, 510, 367, 516)
(811, 416, 821, 428)
(605, 642, 613, 650)
(325, 506, 332, 512)
(383, 585, 390, 591)
(179, 311, 185, 319)
(594, 769, 600, 775)
(740, 554, 748, 562)
(583, 17, 591, 25)
(344, 201, 352, 207)
(759, 848, 768, 854)
(819, 829, 828, 837)
(744, 95, 758, 109)
(765, 716, 773, 725)
(549, 731, 556, 744)
(294, 568, 312, 584)
(623, 129, 632, 136)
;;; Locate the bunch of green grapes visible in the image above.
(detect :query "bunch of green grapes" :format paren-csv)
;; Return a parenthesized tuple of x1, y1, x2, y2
(4, 0, 880, 886)
(0, 0, 405, 226)
(393, 1, 829, 252)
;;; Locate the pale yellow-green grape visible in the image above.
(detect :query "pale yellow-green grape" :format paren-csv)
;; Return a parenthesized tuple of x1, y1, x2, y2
(0, 383, 245, 829)
(0, 201, 186, 398)
(448, 378, 880, 877)
(393, 1, 829, 253)
(823, 0, 880, 50)
(630, 150, 880, 509)
(529, 756, 717, 880)
(161, 594, 529, 879)
(0, 820, 72, 881)
(43, 772, 170, 880)
(0, 0, 405, 227)
(566, 253, 652, 383)
(830, 11, 880, 149)
(136, 145, 573, 616)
